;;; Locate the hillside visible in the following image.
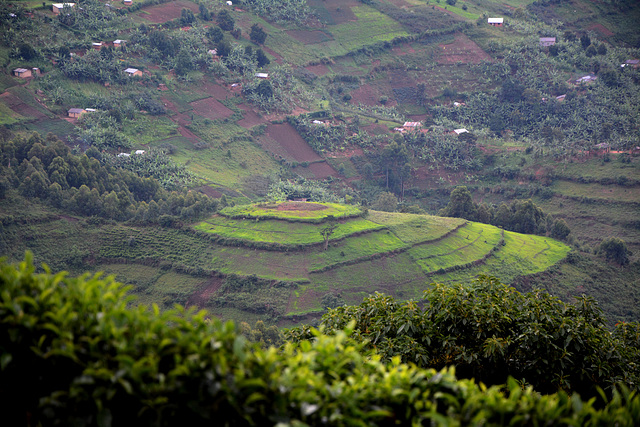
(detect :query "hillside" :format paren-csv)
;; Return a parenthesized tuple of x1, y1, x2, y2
(0, 0, 639, 325)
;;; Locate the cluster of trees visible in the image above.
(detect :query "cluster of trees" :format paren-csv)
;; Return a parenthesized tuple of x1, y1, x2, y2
(0, 133, 216, 223)
(2, 256, 639, 425)
(288, 275, 640, 398)
(267, 178, 344, 203)
(439, 186, 569, 238)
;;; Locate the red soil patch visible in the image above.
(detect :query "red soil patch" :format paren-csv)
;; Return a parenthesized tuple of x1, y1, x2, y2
(236, 104, 267, 128)
(437, 33, 492, 64)
(349, 83, 395, 107)
(190, 97, 234, 120)
(200, 81, 230, 99)
(186, 276, 224, 309)
(260, 46, 283, 64)
(305, 64, 330, 76)
(286, 30, 332, 44)
(197, 185, 224, 199)
(389, 68, 416, 89)
(265, 123, 322, 162)
(326, 148, 363, 158)
(276, 201, 327, 211)
(308, 161, 337, 179)
(362, 123, 391, 136)
(0, 91, 47, 120)
(587, 23, 614, 38)
(137, 0, 199, 24)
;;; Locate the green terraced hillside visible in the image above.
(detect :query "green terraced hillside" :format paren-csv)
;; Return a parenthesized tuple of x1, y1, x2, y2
(1, 201, 571, 325)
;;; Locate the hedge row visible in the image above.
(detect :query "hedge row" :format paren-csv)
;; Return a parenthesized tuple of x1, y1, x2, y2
(1, 254, 639, 426)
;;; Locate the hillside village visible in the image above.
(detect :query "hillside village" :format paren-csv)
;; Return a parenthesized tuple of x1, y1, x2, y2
(1, 0, 640, 423)
(0, 0, 639, 325)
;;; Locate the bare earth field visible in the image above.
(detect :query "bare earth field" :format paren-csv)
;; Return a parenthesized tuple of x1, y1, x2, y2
(265, 123, 323, 162)
(437, 33, 492, 64)
(137, 0, 200, 24)
(190, 98, 234, 120)
(236, 104, 266, 128)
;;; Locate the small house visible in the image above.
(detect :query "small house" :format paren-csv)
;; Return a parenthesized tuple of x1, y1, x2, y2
(92, 42, 103, 50)
(555, 94, 566, 102)
(113, 40, 125, 48)
(68, 108, 85, 118)
(403, 122, 421, 131)
(576, 75, 596, 84)
(453, 129, 468, 135)
(32, 67, 40, 76)
(226, 1, 232, 5)
(539, 37, 556, 47)
(13, 68, 31, 78)
(255, 72, 269, 79)
(117, 153, 130, 158)
(123, 0, 132, 5)
(488, 18, 503, 26)
(621, 59, 639, 69)
(124, 67, 142, 77)
(52, 3, 75, 15)
(134, 150, 145, 155)
(85, 108, 96, 112)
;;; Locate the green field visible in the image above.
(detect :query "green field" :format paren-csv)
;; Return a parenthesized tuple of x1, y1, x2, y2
(195, 215, 384, 245)
(220, 202, 362, 221)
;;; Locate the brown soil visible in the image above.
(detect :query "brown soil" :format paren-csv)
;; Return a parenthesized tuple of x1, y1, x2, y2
(305, 64, 330, 76)
(349, 82, 396, 107)
(286, 30, 332, 44)
(437, 33, 492, 64)
(190, 97, 234, 120)
(186, 276, 224, 309)
(200, 81, 230, 99)
(587, 23, 615, 38)
(260, 46, 284, 64)
(265, 123, 322, 162)
(196, 185, 224, 199)
(0, 91, 47, 120)
(137, 0, 200, 24)
(389, 68, 416, 89)
(362, 123, 391, 136)
(236, 104, 267, 128)
(308, 161, 337, 179)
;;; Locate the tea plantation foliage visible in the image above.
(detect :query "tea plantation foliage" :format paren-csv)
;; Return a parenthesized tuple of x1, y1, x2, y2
(2, 255, 640, 425)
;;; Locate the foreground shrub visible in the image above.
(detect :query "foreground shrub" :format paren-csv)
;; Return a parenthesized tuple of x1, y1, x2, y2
(1, 254, 639, 425)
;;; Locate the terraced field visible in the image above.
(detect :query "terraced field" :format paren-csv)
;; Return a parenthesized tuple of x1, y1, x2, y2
(3, 202, 570, 325)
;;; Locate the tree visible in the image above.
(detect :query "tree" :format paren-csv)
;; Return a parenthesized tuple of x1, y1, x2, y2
(216, 40, 231, 58)
(585, 44, 597, 57)
(598, 237, 631, 265)
(255, 48, 270, 68)
(256, 80, 273, 99)
(198, 4, 212, 21)
(207, 26, 224, 43)
(217, 9, 234, 31)
(551, 219, 570, 240)
(319, 218, 338, 250)
(439, 186, 477, 220)
(371, 192, 397, 212)
(291, 276, 639, 397)
(250, 24, 267, 45)
(180, 8, 195, 26)
(581, 33, 591, 49)
(175, 49, 194, 76)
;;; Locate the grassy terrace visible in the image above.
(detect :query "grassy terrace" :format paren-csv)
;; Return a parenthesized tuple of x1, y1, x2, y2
(367, 211, 466, 245)
(195, 216, 384, 245)
(409, 222, 504, 273)
(219, 202, 362, 221)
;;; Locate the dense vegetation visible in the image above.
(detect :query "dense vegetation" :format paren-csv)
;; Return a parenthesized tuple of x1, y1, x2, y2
(0, 132, 216, 222)
(1, 255, 639, 425)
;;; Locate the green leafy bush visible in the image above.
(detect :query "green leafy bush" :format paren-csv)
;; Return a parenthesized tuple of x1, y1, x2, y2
(2, 255, 639, 425)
